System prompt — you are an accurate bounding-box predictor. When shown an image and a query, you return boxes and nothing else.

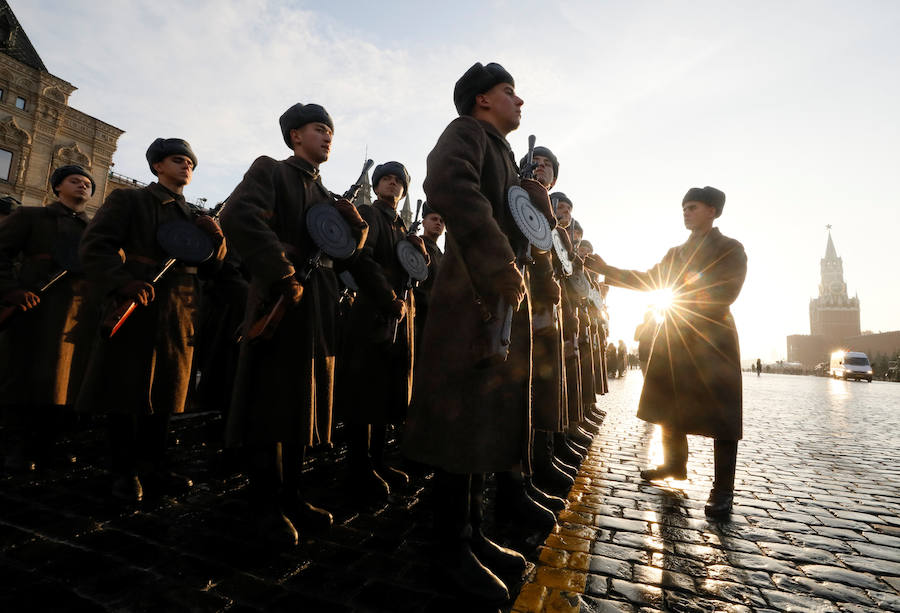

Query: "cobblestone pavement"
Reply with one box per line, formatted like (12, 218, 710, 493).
(514, 373, 900, 612)
(3, 373, 899, 612)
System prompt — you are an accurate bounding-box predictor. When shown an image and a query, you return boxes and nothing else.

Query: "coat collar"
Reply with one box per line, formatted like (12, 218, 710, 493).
(46, 200, 89, 223)
(284, 155, 320, 180)
(373, 198, 401, 222)
(148, 182, 192, 218)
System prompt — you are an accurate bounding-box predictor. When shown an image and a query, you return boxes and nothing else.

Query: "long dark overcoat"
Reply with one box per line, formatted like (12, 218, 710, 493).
(530, 252, 566, 432)
(77, 184, 225, 415)
(591, 228, 746, 439)
(220, 156, 340, 447)
(412, 235, 443, 350)
(0, 202, 97, 406)
(337, 199, 414, 425)
(402, 117, 533, 474)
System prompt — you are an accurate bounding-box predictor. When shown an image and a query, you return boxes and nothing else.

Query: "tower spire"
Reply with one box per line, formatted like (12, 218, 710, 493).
(824, 225, 837, 260)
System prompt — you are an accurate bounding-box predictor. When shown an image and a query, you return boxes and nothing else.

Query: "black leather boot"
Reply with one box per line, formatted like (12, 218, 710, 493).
(641, 429, 688, 481)
(495, 471, 556, 534)
(371, 422, 409, 491)
(247, 445, 298, 548)
(578, 417, 600, 435)
(348, 424, 390, 502)
(525, 475, 566, 512)
(554, 432, 584, 466)
(553, 456, 578, 478)
(639, 465, 687, 481)
(706, 440, 737, 518)
(567, 431, 591, 454)
(282, 444, 332, 532)
(470, 474, 527, 577)
(532, 431, 574, 498)
(433, 471, 509, 603)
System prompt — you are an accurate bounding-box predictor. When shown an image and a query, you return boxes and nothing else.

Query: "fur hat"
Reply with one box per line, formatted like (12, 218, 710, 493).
(520, 146, 559, 181)
(453, 62, 515, 115)
(683, 186, 726, 218)
(372, 161, 410, 198)
(146, 138, 198, 175)
(50, 165, 95, 196)
(279, 103, 334, 148)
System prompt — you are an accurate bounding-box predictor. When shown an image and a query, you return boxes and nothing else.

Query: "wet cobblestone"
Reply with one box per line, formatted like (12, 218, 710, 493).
(514, 373, 900, 612)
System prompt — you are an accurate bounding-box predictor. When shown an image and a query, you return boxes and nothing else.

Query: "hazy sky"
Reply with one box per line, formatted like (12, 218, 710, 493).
(14, 0, 900, 362)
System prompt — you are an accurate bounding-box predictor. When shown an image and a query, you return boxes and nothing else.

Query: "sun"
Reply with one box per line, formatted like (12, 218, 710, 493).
(648, 287, 675, 323)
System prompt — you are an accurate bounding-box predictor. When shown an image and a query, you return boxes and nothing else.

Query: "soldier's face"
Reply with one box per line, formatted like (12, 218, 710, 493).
(577, 243, 591, 258)
(476, 82, 523, 133)
(374, 174, 404, 203)
(154, 155, 194, 187)
(555, 200, 572, 227)
(533, 155, 555, 188)
(293, 122, 333, 165)
(57, 174, 92, 204)
(682, 200, 716, 231)
(422, 213, 444, 238)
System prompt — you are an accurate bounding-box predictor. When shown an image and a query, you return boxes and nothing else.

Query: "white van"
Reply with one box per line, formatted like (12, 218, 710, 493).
(829, 350, 873, 382)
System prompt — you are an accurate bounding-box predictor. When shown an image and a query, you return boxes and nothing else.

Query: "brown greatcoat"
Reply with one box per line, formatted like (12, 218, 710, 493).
(220, 155, 340, 447)
(337, 199, 414, 425)
(412, 234, 443, 349)
(77, 184, 226, 415)
(0, 202, 97, 406)
(530, 251, 567, 433)
(588, 228, 747, 439)
(402, 116, 533, 475)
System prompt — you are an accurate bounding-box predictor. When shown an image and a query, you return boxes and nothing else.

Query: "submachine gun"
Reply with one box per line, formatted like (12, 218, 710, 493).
(245, 158, 373, 341)
(102, 201, 225, 338)
(389, 199, 428, 343)
(479, 134, 554, 368)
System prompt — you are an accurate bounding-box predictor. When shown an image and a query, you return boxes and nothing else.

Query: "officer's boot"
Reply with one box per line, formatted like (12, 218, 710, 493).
(495, 470, 556, 534)
(525, 474, 566, 512)
(248, 444, 298, 548)
(370, 422, 409, 491)
(470, 473, 527, 577)
(108, 414, 142, 502)
(281, 443, 332, 532)
(433, 470, 509, 603)
(706, 440, 738, 518)
(347, 424, 390, 503)
(640, 429, 688, 481)
(553, 455, 579, 478)
(532, 430, 574, 498)
(1, 404, 36, 474)
(567, 427, 592, 453)
(553, 431, 584, 467)
(136, 413, 192, 497)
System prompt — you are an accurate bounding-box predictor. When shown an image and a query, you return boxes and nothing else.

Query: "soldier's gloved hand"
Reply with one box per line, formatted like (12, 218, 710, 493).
(1, 288, 40, 311)
(405, 235, 430, 265)
(118, 280, 155, 306)
(195, 215, 224, 243)
(272, 275, 303, 307)
(388, 297, 407, 322)
(333, 199, 369, 251)
(520, 178, 558, 231)
(583, 253, 607, 273)
(493, 264, 526, 307)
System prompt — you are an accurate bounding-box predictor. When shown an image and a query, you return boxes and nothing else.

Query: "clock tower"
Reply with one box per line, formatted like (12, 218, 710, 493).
(809, 227, 860, 341)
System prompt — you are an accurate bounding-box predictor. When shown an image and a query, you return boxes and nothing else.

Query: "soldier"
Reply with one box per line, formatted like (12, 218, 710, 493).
(338, 160, 426, 502)
(78, 140, 226, 502)
(0, 166, 97, 472)
(403, 62, 540, 603)
(220, 103, 367, 546)
(412, 202, 443, 350)
(516, 146, 569, 513)
(584, 186, 747, 517)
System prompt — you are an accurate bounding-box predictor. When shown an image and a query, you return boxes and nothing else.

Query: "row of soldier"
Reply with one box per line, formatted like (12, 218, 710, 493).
(0, 62, 618, 603)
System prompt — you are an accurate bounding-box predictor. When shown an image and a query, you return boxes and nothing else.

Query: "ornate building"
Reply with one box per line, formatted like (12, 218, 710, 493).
(0, 1, 123, 215)
(809, 228, 860, 341)
(787, 228, 863, 367)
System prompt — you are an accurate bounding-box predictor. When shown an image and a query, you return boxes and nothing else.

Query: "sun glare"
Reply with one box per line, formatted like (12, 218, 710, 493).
(649, 287, 675, 323)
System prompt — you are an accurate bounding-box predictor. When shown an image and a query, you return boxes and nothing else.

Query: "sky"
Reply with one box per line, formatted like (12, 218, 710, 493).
(13, 0, 900, 363)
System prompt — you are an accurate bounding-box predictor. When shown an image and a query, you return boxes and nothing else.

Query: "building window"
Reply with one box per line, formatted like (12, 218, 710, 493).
(15, 97, 25, 110)
(0, 88, 4, 101)
(0, 149, 12, 182)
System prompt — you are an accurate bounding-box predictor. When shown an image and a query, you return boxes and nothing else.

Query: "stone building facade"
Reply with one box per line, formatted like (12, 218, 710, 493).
(0, 1, 123, 216)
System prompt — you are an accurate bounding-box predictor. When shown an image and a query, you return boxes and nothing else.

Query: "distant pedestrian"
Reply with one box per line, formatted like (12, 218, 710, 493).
(585, 186, 746, 518)
(634, 310, 656, 376)
(756, 358, 762, 377)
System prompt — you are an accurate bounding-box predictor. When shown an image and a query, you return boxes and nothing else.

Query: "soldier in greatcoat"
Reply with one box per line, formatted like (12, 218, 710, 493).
(0, 166, 98, 472)
(403, 62, 535, 603)
(412, 202, 444, 351)
(337, 160, 426, 502)
(584, 186, 746, 517)
(77, 140, 226, 502)
(220, 103, 368, 547)
(515, 146, 569, 514)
